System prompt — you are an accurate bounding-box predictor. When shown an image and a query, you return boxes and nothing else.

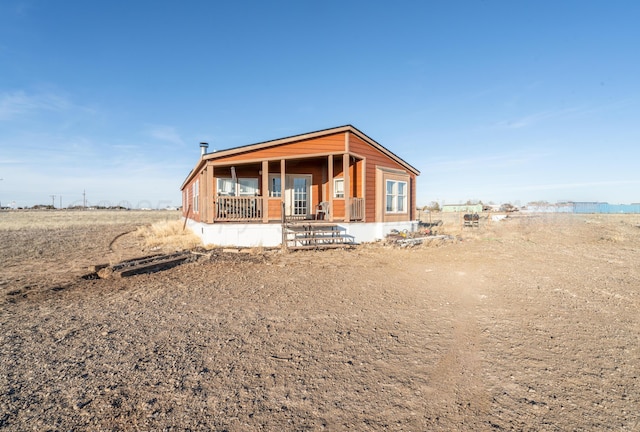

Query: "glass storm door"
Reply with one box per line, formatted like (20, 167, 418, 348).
(285, 175, 311, 217)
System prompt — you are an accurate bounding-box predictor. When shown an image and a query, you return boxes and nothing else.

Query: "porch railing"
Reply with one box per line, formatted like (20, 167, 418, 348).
(215, 196, 263, 222)
(350, 197, 364, 221)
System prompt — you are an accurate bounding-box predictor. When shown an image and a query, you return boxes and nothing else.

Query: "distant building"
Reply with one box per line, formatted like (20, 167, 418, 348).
(441, 204, 483, 213)
(523, 202, 640, 214)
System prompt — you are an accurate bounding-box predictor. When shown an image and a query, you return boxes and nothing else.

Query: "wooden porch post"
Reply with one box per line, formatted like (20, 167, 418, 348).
(206, 164, 215, 223)
(199, 169, 207, 222)
(199, 171, 206, 222)
(328, 154, 334, 222)
(343, 153, 351, 222)
(262, 160, 269, 223)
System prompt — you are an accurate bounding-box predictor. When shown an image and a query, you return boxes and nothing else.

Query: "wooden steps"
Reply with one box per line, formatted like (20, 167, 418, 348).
(284, 223, 354, 250)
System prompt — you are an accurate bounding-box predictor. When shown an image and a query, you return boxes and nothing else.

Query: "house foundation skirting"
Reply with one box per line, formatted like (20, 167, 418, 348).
(184, 219, 418, 248)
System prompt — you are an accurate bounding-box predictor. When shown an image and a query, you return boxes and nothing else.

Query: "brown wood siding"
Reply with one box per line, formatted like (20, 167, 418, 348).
(349, 135, 412, 223)
(212, 165, 261, 179)
(332, 155, 344, 176)
(183, 175, 201, 223)
(268, 199, 282, 220)
(349, 160, 362, 197)
(182, 187, 189, 218)
(212, 133, 346, 163)
(332, 199, 345, 219)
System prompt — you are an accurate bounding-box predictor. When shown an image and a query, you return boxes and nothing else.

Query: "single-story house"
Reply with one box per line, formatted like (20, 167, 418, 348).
(180, 125, 420, 247)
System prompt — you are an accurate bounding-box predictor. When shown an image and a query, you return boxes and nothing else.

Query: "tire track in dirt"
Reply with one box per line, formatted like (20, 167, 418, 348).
(379, 247, 492, 429)
(421, 259, 492, 430)
(108, 229, 136, 252)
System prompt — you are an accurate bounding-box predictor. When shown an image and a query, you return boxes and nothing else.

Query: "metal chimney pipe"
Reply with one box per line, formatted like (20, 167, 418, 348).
(200, 142, 209, 156)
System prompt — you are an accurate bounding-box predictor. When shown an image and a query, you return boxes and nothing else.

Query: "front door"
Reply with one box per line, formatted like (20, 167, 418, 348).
(285, 175, 312, 218)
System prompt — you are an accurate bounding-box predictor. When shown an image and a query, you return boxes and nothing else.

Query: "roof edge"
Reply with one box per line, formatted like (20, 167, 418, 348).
(346, 125, 421, 176)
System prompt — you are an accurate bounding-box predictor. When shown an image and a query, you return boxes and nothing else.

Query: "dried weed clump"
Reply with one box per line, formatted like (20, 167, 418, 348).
(136, 220, 202, 251)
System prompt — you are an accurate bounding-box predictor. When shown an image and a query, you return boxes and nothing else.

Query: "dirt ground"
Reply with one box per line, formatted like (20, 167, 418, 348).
(1, 210, 639, 431)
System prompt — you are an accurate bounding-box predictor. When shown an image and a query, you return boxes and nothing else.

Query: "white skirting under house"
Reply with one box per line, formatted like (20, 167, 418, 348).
(184, 219, 419, 248)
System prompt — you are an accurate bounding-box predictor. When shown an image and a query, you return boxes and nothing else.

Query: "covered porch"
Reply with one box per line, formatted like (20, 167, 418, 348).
(196, 154, 366, 224)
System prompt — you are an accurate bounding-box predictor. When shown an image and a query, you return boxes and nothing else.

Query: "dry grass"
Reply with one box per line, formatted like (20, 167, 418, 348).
(135, 219, 202, 251)
(0, 209, 181, 230)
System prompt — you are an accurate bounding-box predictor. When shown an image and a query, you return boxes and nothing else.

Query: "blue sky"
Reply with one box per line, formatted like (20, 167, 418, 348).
(1, 1, 638, 208)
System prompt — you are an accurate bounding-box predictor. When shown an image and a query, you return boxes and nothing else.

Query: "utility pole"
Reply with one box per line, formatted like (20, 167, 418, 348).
(83, 190, 86, 210)
(59, 195, 62, 209)
(50, 195, 56, 209)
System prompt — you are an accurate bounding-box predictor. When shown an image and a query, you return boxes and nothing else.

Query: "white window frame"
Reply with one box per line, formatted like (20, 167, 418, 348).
(217, 177, 259, 196)
(217, 178, 235, 196)
(285, 174, 312, 217)
(385, 180, 407, 213)
(268, 175, 281, 198)
(237, 178, 258, 196)
(334, 178, 344, 198)
(193, 179, 199, 213)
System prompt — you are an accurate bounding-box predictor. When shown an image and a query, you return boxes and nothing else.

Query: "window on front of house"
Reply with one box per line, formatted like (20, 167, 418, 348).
(238, 178, 258, 196)
(385, 180, 407, 213)
(217, 178, 235, 196)
(269, 175, 281, 197)
(334, 178, 344, 198)
(217, 178, 259, 196)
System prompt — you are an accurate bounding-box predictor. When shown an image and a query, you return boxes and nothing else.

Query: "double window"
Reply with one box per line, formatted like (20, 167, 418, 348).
(385, 180, 407, 213)
(217, 178, 258, 196)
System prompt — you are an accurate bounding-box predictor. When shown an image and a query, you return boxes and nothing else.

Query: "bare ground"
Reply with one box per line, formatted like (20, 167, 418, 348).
(1, 211, 639, 431)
